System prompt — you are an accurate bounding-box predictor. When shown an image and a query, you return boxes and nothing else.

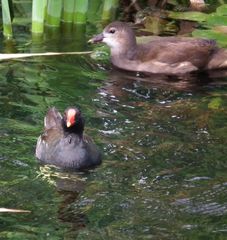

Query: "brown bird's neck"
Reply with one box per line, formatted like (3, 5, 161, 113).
(111, 36, 138, 59)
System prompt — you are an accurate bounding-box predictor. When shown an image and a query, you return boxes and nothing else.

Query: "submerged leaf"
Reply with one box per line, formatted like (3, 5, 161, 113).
(208, 97, 223, 110)
(192, 29, 227, 47)
(169, 11, 207, 22)
(216, 4, 227, 16)
(213, 25, 227, 33)
(207, 14, 227, 26)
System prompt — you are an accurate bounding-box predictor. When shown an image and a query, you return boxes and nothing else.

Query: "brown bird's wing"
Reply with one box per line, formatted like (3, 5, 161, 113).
(206, 48, 227, 70)
(137, 38, 217, 69)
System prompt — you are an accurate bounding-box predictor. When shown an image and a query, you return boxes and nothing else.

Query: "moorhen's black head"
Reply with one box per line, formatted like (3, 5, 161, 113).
(63, 107, 85, 135)
(89, 21, 137, 54)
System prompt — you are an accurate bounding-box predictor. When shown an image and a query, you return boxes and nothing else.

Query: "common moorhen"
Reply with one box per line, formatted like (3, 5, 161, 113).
(89, 21, 227, 75)
(35, 107, 102, 170)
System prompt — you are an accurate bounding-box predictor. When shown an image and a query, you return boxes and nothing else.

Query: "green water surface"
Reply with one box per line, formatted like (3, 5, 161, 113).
(0, 24, 227, 240)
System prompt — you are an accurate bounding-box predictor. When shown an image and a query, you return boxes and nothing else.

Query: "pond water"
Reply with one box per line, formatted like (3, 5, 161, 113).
(0, 22, 227, 239)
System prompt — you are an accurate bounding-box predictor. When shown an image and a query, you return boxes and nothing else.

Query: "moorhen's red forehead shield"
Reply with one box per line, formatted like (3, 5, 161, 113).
(66, 108, 77, 127)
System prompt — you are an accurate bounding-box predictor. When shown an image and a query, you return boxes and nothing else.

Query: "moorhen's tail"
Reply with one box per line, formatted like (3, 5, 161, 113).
(44, 107, 62, 130)
(207, 48, 227, 70)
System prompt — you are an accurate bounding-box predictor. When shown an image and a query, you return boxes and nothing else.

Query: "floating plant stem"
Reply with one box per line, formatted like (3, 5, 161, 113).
(0, 208, 31, 213)
(73, 0, 88, 24)
(32, 0, 47, 34)
(0, 51, 92, 61)
(46, 0, 62, 27)
(1, 0, 13, 38)
(62, 0, 75, 23)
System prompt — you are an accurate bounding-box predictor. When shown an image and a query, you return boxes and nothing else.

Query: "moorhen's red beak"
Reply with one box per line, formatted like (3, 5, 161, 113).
(66, 109, 76, 128)
(88, 33, 104, 44)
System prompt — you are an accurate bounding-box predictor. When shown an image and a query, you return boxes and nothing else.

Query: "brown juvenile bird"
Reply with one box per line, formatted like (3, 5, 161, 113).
(35, 107, 102, 170)
(89, 21, 227, 75)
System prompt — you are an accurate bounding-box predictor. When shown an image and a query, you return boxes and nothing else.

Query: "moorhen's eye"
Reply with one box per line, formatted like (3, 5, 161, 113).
(109, 29, 116, 34)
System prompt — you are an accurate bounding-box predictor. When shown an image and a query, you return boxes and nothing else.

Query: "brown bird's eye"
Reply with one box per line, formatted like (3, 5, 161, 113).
(109, 28, 116, 34)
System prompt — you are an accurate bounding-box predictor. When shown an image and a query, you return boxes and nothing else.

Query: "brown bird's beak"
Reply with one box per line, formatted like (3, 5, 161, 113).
(88, 33, 104, 44)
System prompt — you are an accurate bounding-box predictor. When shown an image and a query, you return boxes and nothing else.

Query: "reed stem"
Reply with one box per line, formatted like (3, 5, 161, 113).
(73, 0, 88, 24)
(87, 0, 102, 22)
(102, 0, 114, 21)
(62, 0, 75, 23)
(1, 0, 13, 38)
(32, 0, 46, 34)
(46, 0, 62, 27)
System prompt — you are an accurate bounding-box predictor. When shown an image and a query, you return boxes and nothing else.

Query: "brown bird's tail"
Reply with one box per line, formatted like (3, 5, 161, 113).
(207, 48, 227, 70)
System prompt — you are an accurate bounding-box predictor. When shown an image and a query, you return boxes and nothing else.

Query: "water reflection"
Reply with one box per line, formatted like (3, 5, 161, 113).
(101, 68, 227, 98)
(37, 166, 88, 234)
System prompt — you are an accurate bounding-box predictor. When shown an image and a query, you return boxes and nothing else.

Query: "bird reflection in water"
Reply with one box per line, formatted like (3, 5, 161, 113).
(99, 68, 227, 98)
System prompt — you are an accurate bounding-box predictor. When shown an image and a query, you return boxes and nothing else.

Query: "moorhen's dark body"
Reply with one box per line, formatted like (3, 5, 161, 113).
(35, 107, 102, 170)
(89, 21, 227, 75)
